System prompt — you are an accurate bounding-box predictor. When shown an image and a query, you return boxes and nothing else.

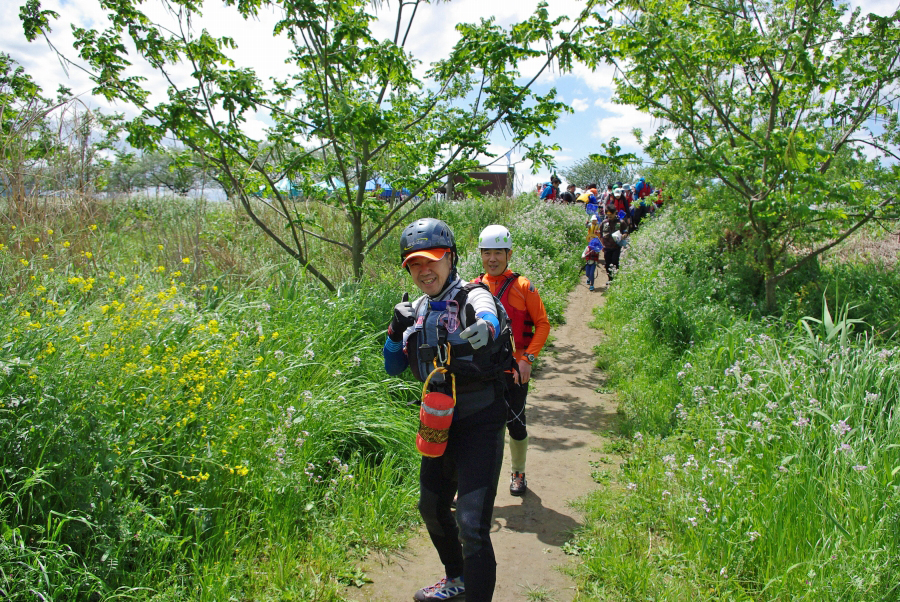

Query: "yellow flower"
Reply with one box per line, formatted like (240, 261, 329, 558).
(89, 224, 97, 231)
(47, 229, 54, 235)
(182, 257, 190, 264)
(33, 237, 40, 242)
(158, 245, 164, 251)
(19, 259, 28, 267)
(271, 332, 279, 339)
(174, 490, 181, 496)
(63, 241, 70, 248)
(42, 254, 48, 260)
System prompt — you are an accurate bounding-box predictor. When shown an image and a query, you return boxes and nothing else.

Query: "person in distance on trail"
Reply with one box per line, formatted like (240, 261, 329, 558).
(599, 204, 628, 283)
(474, 225, 551, 497)
(577, 186, 598, 208)
(634, 175, 653, 201)
(559, 183, 577, 204)
(600, 183, 614, 204)
(383, 218, 512, 602)
(631, 176, 655, 231)
(539, 176, 561, 202)
(587, 213, 602, 243)
(612, 187, 632, 231)
(582, 236, 603, 292)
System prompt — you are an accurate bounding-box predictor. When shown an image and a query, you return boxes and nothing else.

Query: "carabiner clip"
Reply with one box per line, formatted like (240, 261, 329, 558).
(436, 342, 449, 366)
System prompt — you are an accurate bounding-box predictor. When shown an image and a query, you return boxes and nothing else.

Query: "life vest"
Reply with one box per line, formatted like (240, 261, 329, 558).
(613, 196, 629, 214)
(407, 281, 514, 394)
(475, 273, 533, 353)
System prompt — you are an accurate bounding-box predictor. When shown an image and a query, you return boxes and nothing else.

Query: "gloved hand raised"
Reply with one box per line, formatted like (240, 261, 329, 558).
(388, 292, 415, 342)
(460, 304, 492, 350)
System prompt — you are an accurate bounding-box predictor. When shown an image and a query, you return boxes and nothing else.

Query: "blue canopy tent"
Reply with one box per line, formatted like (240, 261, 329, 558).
(364, 177, 410, 198)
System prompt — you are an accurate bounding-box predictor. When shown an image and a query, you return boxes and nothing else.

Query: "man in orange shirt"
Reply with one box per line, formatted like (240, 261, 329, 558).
(474, 225, 551, 496)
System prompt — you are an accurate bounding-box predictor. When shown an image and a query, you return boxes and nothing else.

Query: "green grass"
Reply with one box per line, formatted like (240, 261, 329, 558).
(574, 206, 900, 601)
(0, 193, 582, 600)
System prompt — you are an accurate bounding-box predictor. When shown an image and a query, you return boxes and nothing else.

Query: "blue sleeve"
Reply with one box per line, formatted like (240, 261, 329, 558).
(540, 186, 551, 199)
(383, 337, 409, 375)
(476, 312, 501, 339)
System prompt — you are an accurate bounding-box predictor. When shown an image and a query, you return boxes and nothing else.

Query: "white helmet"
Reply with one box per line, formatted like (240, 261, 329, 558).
(478, 224, 512, 250)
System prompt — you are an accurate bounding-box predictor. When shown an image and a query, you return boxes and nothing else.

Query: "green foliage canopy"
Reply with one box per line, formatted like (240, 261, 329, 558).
(21, 0, 604, 290)
(594, 0, 900, 309)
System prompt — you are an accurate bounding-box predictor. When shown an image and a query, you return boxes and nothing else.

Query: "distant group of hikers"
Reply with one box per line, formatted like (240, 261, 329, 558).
(538, 175, 663, 290)
(379, 175, 662, 600)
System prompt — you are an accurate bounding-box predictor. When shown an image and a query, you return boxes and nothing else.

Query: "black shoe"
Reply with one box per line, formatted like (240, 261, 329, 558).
(510, 472, 527, 496)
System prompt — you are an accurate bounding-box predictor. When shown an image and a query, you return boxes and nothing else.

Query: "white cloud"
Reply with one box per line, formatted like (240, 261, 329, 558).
(589, 100, 661, 156)
(571, 98, 589, 112)
(571, 61, 618, 94)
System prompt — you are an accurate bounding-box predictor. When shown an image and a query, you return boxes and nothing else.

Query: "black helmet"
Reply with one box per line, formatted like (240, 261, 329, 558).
(400, 218, 457, 264)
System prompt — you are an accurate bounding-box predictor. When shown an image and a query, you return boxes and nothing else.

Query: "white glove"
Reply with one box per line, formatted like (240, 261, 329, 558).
(460, 319, 491, 350)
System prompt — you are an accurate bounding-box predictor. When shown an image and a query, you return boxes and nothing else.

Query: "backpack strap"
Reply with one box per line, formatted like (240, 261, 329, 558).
(494, 272, 519, 301)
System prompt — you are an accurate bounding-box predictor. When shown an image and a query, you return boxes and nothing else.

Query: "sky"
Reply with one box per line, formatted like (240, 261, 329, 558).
(2, 0, 897, 194)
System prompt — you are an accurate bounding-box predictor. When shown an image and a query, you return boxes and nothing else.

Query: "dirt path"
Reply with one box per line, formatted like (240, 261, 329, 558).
(345, 271, 620, 602)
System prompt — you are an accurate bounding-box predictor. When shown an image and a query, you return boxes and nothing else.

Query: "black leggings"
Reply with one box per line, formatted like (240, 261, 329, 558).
(505, 373, 528, 441)
(603, 247, 621, 280)
(419, 398, 506, 602)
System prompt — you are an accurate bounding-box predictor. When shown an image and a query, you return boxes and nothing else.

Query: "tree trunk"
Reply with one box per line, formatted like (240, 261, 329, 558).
(763, 241, 777, 311)
(351, 209, 364, 279)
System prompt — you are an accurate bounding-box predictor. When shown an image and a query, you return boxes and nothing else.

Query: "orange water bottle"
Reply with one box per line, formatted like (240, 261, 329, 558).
(416, 370, 456, 457)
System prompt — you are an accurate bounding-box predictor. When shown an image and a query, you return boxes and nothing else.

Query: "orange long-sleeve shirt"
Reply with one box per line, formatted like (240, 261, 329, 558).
(475, 269, 551, 363)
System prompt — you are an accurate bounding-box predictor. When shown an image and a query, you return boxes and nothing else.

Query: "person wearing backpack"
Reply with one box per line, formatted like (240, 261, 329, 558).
(576, 187, 598, 204)
(474, 225, 551, 497)
(582, 236, 603, 291)
(600, 204, 628, 282)
(634, 175, 653, 200)
(558, 183, 577, 204)
(539, 176, 561, 202)
(384, 218, 514, 602)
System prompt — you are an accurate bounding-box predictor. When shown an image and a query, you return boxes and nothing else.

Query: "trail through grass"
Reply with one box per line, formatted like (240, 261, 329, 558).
(0, 194, 583, 600)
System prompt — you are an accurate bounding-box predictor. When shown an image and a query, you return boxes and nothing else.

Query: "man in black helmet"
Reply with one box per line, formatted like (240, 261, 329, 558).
(383, 218, 511, 602)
